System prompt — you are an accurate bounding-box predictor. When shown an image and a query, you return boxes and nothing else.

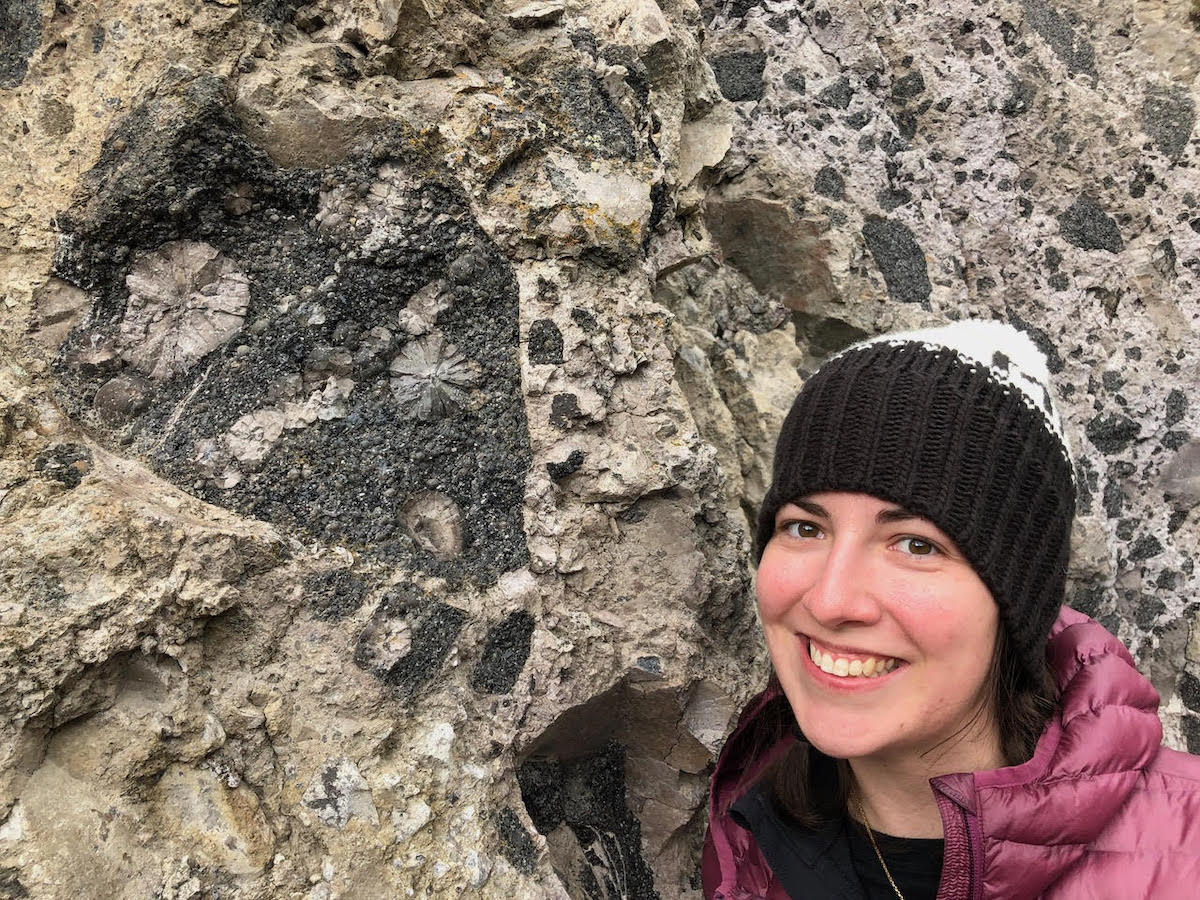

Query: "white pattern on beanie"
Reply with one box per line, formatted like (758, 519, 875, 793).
(845, 319, 1073, 467)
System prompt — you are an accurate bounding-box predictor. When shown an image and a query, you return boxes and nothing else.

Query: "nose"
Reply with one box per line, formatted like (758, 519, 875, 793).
(802, 538, 882, 629)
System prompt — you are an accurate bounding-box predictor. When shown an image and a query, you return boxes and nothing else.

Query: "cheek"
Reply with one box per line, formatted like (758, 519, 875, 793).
(754, 551, 806, 622)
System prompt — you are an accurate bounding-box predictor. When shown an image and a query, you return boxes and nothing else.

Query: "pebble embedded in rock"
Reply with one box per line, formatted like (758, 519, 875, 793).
(116, 241, 251, 383)
(1057, 196, 1123, 252)
(527, 318, 564, 366)
(1022, 0, 1096, 77)
(708, 51, 767, 103)
(302, 758, 379, 828)
(493, 807, 536, 875)
(1142, 85, 1195, 159)
(402, 490, 464, 562)
(546, 449, 585, 479)
(354, 586, 467, 695)
(861, 216, 932, 303)
(816, 76, 854, 110)
(516, 742, 658, 899)
(813, 166, 844, 201)
(506, 0, 565, 28)
(1160, 440, 1200, 511)
(1086, 412, 1141, 453)
(32, 443, 94, 489)
(93, 374, 154, 425)
(891, 71, 925, 102)
(470, 610, 535, 694)
(549, 393, 583, 429)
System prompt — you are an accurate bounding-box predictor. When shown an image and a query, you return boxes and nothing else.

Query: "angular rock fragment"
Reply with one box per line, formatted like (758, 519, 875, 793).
(861, 216, 932, 303)
(93, 374, 153, 425)
(709, 51, 767, 103)
(29, 278, 89, 349)
(471, 610, 536, 694)
(494, 807, 536, 874)
(1161, 440, 1200, 511)
(507, 0, 565, 28)
(51, 70, 530, 581)
(517, 743, 659, 900)
(527, 318, 564, 366)
(1058, 197, 1123, 253)
(303, 758, 379, 828)
(32, 444, 93, 489)
(0, 0, 41, 89)
(1022, 0, 1096, 77)
(1142, 86, 1195, 160)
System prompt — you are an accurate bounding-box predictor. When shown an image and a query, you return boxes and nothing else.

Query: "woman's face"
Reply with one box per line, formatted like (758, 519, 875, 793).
(757, 491, 1001, 765)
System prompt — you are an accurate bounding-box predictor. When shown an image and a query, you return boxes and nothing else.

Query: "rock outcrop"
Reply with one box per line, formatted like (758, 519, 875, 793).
(1, 0, 1197, 897)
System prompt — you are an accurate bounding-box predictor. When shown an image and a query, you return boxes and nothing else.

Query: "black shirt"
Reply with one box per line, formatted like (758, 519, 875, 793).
(846, 815, 943, 900)
(731, 780, 944, 900)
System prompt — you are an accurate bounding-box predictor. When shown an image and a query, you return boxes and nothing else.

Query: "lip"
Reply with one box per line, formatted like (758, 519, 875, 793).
(799, 634, 904, 690)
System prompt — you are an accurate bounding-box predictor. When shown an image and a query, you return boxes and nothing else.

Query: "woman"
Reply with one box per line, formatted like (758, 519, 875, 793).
(702, 321, 1200, 899)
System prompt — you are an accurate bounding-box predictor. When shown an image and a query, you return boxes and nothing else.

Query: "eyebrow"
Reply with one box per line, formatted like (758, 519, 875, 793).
(786, 499, 926, 525)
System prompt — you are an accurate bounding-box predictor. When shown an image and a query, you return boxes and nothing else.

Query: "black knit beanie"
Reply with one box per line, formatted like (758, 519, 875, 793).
(756, 320, 1076, 684)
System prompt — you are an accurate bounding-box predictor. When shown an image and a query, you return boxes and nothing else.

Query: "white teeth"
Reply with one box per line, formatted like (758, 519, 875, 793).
(808, 641, 897, 679)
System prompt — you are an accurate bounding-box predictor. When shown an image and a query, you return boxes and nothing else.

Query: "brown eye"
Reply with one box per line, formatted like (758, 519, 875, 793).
(896, 537, 937, 556)
(783, 521, 824, 539)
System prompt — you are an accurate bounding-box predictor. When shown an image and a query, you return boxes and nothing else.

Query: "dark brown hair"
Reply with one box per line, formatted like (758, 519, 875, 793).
(762, 625, 1058, 828)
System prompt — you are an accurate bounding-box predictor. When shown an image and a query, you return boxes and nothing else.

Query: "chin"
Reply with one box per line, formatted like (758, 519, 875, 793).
(798, 721, 892, 761)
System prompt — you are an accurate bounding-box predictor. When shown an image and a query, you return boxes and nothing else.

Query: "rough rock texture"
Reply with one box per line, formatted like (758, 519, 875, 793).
(0, 0, 1197, 897)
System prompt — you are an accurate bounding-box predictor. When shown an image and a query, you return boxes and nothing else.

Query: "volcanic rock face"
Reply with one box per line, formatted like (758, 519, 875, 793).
(0, 0, 1198, 898)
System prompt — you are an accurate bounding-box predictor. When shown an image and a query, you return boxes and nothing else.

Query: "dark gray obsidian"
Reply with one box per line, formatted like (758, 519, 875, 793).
(546, 449, 586, 479)
(527, 318, 565, 366)
(890, 71, 926, 101)
(1181, 672, 1200, 713)
(1086, 412, 1141, 453)
(494, 807, 537, 875)
(861, 216, 932, 303)
(1057, 196, 1123, 253)
(813, 166, 845, 201)
(1022, 0, 1096, 77)
(305, 570, 368, 622)
(1142, 85, 1196, 160)
(0, 0, 42, 89)
(51, 70, 530, 584)
(517, 743, 660, 900)
(470, 610, 536, 694)
(816, 76, 854, 110)
(709, 51, 767, 103)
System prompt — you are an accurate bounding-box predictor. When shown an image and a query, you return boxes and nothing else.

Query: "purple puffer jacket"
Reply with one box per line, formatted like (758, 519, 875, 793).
(703, 607, 1200, 899)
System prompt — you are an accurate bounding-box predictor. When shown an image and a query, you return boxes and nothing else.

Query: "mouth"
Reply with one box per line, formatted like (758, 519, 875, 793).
(806, 637, 901, 680)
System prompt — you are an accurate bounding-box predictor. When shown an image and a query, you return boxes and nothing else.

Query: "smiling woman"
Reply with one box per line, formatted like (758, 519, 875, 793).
(702, 321, 1200, 900)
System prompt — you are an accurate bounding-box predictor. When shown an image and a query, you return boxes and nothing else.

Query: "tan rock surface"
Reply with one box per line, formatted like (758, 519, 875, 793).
(1, 0, 1198, 897)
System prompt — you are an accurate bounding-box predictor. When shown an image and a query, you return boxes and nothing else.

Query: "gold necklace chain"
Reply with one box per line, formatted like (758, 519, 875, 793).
(854, 793, 906, 900)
